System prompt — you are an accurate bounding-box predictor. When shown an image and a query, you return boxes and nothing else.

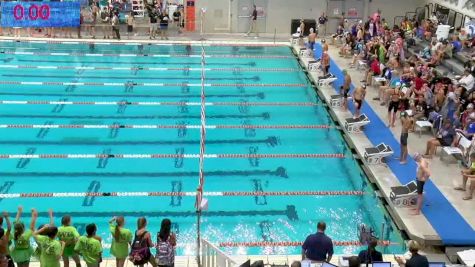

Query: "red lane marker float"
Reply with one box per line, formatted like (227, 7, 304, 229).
(0, 153, 345, 159)
(0, 190, 365, 199)
(218, 240, 394, 247)
(0, 124, 334, 129)
(0, 100, 319, 107)
(210, 83, 306, 87)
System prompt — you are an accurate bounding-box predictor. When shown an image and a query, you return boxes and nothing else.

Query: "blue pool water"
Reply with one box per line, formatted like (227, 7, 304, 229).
(0, 41, 404, 256)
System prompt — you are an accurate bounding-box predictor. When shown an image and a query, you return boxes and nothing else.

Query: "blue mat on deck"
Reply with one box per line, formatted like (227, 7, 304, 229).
(311, 43, 475, 245)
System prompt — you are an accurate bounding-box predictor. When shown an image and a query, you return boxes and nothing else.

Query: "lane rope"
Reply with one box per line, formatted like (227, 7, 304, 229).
(1, 51, 292, 59)
(0, 100, 319, 107)
(0, 81, 306, 87)
(217, 240, 395, 247)
(0, 65, 300, 72)
(0, 153, 346, 159)
(0, 124, 334, 129)
(0, 190, 365, 199)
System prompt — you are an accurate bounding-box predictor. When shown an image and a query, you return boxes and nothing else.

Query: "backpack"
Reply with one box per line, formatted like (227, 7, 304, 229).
(155, 234, 174, 265)
(128, 231, 151, 265)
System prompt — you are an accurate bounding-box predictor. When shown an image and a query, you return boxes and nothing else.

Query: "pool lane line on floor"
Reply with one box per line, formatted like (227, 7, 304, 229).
(0, 113, 271, 120)
(1, 51, 292, 58)
(0, 81, 306, 87)
(0, 190, 365, 199)
(0, 64, 300, 72)
(0, 166, 289, 178)
(0, 153, 345, 159)
(0, 92, 267, 99)
(0, 100, 318, 107)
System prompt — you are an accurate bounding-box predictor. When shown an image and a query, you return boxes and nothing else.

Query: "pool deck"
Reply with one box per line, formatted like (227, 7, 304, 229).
(291, 39, 475, 254)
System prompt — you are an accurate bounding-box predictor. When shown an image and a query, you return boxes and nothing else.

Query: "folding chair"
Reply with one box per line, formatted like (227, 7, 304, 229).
(389, 181, 419, 207)
(440, 132, 472, 164)
(363, 143, 394, 164)
(344, 114, 370, 133)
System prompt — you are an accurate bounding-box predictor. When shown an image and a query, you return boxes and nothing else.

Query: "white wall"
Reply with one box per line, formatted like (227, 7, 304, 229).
(194, 0, 426, 34)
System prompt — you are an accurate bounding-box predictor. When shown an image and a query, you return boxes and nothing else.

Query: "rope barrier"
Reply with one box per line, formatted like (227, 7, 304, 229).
(0, 81, 306, 88)
(217, 240, 395, 247)
(0, 153, 345, 159)
(0, 100, 319, 107)
(0, 65, 300, 72)
(1, 51, 292, 59)
(0, 124, 334, 129)
(0, 190, 365, 199)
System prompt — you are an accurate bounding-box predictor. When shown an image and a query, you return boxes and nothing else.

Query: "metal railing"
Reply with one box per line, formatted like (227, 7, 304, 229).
(200, 238, 238, 267)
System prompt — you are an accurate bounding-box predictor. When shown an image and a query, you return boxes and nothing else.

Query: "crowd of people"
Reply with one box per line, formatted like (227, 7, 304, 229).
(305, 9, 475, 203)
(0, 207, 177, 267)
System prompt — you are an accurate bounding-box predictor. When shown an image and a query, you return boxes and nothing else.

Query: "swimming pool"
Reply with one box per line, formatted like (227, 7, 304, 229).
(0, 41, 404, 257)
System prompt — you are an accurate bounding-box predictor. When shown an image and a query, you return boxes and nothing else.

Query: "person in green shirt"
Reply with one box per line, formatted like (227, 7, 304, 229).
(10, 206, 38, 267)
(74, 224, 102, 267)
(33, 216, 65, 267)
(109, 216, 132, 267)
(58, 216, 81, 267)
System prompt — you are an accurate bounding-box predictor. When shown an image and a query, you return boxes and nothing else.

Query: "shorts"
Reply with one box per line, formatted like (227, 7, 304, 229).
(308, 41, 315, 50)
(342, 88, 349, 98)
(354, 99, 363, 109)
(127, 25, 133, 32)
(150, 23, 158, 31)
(417, 180, 425, 194)
(388, 101, 399, 113)
(400, 132, 408, 146)
(324, 65, 330, 73)
(437, 138, 450, 146)
(160, 24, 168, 30)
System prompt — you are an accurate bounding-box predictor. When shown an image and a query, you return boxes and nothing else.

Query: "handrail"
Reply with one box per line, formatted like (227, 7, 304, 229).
(200, 239, 238, 267)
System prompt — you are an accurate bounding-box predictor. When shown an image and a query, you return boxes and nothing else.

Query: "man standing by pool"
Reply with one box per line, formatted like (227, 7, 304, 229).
(245, 5, 258, 37)
(413, 153, 431, 215)
(302, 221, 333, 262)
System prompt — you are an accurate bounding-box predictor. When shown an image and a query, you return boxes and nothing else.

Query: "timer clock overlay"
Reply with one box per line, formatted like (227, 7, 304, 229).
(1, 1, 80, 28)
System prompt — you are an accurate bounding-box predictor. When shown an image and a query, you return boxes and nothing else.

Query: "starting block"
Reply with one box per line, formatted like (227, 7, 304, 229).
(308, 59, 321, 72)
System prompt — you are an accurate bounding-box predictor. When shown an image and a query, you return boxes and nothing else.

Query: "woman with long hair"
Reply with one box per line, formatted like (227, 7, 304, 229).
(109, 216, 132, 267)
(10, 206, 38, 267)
(130, 217, 156, 267)
(155, 219, 176, 267)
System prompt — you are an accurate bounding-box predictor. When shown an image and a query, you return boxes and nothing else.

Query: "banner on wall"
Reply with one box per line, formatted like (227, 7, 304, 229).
(0, 1, 80, 28)
(347, 8, 358, 18)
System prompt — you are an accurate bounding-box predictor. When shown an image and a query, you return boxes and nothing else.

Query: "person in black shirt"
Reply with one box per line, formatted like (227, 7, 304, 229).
(396, 240, 429, 267)
(245, 5, 258, 37)
(159, 11, 170, 40)
(358, 237, 383, 264)
(318, 12, 328, 36)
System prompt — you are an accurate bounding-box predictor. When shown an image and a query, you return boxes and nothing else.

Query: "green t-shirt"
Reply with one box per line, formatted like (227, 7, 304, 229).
(35, 235, 62, 267)
(10, 229, 34, 263)
(74, 236, 102, 265)
(109, 224, 132, 259)
(58, 226, 80, 257)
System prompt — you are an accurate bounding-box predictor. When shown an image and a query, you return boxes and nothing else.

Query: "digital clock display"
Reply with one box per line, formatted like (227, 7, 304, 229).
(1, 1, 80, 28)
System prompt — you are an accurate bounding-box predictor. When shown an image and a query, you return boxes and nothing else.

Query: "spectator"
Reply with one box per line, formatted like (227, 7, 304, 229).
(396, 240, 428, 267)
(423, 120, 456, 158)
(299, 19, 305, 38)
(364, 56, 381, 85)
(111, 12, 120, 40)
(10, 206, 37, 267)
(155, 219, 176, 267)
(109, 216, 132, 267)
(358, 237, 383, 264)
(348, 256, 361, 267)
(290, 261, 301, 267)
(149, 6, 159, 39)
(455, 161, 475, 200)
(452, 35, 463, 53)
(0, 212, 11, 267)
(100, 7, 111, 39)
(458, 68, 475, 91)
(318, 13, 328, 36)
(130, 217, 155, 267)
(159, 11, 170, 40)
(33, 221, 65, 267)
(302, 221, 333, 262)
(57, 216, 81, 267)
(127, 11, 136, 39)
(245, 5, 258, 37)
(74, 224, 102, 267)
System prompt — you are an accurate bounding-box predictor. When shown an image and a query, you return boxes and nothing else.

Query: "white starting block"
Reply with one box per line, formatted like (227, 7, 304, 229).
(308, 59, 321, 72)
(317, 74, 337, 87)
(390, 181, 419, 207)
(291, 37, 299, 45)
(299, 48, 312, 58)
(344, 114, 370, 133)
(330, 95, 342, 107)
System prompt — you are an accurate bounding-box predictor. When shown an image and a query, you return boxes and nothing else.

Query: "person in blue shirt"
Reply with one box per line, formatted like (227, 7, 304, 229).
(302, 222, 333, 262)
(451, 36, 462, 53)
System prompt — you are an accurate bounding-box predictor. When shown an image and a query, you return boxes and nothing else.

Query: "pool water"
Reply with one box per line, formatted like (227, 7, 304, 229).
(0, 41, 404, 256)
